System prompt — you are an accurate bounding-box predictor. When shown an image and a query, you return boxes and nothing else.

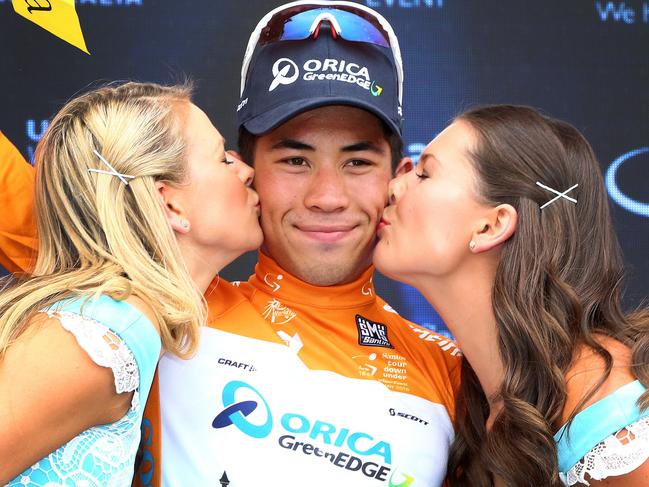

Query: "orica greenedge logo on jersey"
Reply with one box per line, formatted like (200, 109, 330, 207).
(212, 380, 414, 485)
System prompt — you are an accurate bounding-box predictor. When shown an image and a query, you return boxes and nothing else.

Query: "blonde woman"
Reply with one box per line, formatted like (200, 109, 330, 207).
(0, 82, 262, 485)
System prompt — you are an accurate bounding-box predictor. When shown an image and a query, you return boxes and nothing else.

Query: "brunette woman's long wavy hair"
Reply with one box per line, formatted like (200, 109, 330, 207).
(447, 105, 649, 486)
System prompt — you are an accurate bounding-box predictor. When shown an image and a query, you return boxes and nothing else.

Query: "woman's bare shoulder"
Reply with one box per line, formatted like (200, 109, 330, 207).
(562, 335, 636, 423)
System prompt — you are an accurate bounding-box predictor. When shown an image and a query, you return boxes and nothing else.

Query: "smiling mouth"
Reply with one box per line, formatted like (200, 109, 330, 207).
(296, 225, 357, 243)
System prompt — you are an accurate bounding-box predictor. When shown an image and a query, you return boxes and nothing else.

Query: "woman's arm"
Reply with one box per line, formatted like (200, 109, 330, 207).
(0, 131, 38, 273)
(0, 313, 133, 483)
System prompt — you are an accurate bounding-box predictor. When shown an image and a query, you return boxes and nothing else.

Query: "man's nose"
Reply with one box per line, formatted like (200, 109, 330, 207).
(303, 166, 350, 212)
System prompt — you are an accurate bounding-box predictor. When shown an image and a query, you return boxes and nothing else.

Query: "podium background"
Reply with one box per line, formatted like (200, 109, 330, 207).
(1, 0, 647, 336)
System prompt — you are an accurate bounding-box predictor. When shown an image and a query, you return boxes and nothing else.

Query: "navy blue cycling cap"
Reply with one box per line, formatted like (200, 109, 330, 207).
(237, 0, 404, 136)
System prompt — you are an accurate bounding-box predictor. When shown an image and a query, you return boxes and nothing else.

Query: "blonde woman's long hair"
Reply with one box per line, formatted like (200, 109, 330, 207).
(0, 81, 205, 358)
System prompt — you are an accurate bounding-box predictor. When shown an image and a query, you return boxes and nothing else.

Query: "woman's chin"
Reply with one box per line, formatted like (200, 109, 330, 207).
(373, 246, 403, 282)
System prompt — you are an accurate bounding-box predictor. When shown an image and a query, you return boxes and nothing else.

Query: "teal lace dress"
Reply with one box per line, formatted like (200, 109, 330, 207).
(7, 295, 161, 487)
(555, 380, 649, 485)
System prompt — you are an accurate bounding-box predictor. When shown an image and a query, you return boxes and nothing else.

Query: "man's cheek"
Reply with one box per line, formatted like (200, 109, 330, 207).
(260, 212, 273, 229)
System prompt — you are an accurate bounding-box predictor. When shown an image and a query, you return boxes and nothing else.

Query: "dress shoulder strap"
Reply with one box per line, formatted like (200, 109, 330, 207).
(48, 294, 161, 412)
(554, 379, 649, 472)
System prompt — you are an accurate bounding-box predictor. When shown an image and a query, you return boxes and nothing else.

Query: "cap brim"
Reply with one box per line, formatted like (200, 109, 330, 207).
(242, 96, 401, 136)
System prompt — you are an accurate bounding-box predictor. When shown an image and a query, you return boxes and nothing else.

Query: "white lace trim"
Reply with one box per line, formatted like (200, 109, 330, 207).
(45, 309, 140, 410)
(561, 416, 649, 485)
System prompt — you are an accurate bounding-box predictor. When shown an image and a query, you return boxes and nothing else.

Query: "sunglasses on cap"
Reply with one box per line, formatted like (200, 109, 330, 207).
(240, 1, 404, 104)
(260, 6, 390, 48)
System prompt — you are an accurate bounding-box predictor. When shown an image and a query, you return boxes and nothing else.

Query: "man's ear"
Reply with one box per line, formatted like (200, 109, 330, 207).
(395, 157, 414, 177)
(471, 204, 518, 253)
(155, 181, 190, 234)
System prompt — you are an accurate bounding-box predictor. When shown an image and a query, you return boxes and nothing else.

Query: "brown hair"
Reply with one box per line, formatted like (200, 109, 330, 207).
(447, 105, 649, 486)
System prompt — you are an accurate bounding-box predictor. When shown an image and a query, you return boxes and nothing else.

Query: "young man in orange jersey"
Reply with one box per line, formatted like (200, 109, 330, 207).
(0, 3, 461, 486)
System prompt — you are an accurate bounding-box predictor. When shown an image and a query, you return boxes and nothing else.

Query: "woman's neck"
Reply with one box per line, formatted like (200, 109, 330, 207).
(178, 242, 226, 295)
(414, 262, 505, 407)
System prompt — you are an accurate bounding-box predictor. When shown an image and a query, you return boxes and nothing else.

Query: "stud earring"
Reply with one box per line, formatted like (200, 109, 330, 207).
(180, 219, 190, 230)
(469, 241, 476, 251)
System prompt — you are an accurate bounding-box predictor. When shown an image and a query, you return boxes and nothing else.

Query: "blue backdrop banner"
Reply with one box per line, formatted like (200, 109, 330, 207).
(1, 0, 647, 335)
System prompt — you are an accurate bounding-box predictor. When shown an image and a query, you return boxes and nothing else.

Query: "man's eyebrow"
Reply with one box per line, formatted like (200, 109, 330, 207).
(341, 141, 386, 154)
(271, 139, 315, 151)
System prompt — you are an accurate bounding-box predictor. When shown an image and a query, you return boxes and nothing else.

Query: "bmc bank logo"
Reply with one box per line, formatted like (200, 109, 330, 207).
(212, 380, 413, 483)
(269, 57, 384, 96)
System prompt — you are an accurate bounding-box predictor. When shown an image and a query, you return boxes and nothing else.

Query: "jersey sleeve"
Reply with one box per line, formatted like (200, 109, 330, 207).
(0, 131, 37, 273)
(134, 373, 162, 487)
(404, 318, 463, 420)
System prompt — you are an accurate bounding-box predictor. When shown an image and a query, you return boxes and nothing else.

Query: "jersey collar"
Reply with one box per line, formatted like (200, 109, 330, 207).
(249, 251, 376, 308)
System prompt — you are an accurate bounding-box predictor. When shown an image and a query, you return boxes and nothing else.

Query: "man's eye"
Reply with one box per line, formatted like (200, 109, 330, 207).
(284, 157, 307, 166)
(347, 159, 370, 167)
(416, 171, 429, 180)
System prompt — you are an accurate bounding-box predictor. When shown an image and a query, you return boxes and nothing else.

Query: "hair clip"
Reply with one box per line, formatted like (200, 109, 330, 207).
(88, 149, 135, 185)
(536, 181, 578, 209)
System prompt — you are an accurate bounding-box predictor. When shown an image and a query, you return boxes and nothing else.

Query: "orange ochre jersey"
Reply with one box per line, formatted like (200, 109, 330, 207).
(0, 131, 37, 274)
(0, 133, 461, 486)
(136, 253, 461, 487)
